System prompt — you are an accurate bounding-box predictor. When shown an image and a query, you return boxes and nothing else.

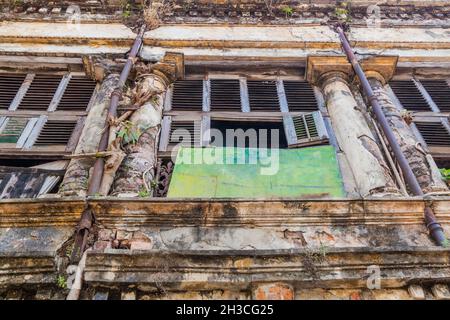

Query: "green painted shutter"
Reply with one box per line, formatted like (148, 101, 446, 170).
(284, 111, 329, 148)
(0, 117, 29, 144)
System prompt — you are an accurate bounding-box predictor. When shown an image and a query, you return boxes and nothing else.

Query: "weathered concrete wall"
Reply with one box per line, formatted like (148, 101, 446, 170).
(0, 197, 449, 299)
(0, 226, 73, 286)
(3, 23, 450, 63)
(0, 21, 135, 40)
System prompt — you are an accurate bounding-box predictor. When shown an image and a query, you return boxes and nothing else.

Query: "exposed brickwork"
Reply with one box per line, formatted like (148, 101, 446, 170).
(253, 283, 294, 300)
(94, 227, 153, 251)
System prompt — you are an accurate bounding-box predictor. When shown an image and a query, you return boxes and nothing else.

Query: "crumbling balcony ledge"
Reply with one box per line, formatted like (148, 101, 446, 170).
(84, 246, 450, 291)
(0, 196, 449, 293)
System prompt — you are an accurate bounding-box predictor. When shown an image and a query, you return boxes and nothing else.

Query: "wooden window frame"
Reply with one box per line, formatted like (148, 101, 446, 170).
(160, 73, 332, 159)
(0, 69, 97, 158)
(388, 77, 450, 160)
(411, 117, 450, 157)
(24, 115, 82, 152)
(283, 111, 330, 148)
(0, 116, 40, 149)
(159, 114, 211, 156)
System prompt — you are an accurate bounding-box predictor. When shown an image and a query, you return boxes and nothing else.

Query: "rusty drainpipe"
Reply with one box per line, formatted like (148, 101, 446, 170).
(335, 24, 447, 246)
(70, 25, 147, 262)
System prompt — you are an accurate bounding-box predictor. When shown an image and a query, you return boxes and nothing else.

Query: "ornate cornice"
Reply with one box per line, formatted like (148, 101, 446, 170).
(150, 51, 185, 84)
(306, 55, 399, 87)
(1, 197, 449, 228)
(84, 248, 450, 290)
(306, 56, 353, 86)
(360, 56, 399, 85)
(0, 255, 57, 287)
(0, 198, 83, 228)
(1, 197, 449, 293)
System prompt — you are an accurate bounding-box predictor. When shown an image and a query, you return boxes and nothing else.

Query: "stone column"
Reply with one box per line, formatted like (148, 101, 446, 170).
(59, 69, 120, 197)
(109, 72, 169, 196)
(368, 73, 448, 194)
(108, 53, 184, 197)
(320, 72, 398, 197)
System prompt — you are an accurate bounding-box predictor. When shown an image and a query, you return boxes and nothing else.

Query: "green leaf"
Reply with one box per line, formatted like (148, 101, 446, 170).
(281, 6, 293, 16)
(440, 168, 450, 178)
(131, 131, 139, 143)
(56, 275, 67, 289)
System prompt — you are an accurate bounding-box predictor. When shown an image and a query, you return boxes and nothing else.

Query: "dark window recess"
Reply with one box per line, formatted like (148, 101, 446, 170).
(57, 76, 96, 111)
(435, 159, 450, 168)
(415, 122, 450, 147)
(0, 118, 28, 144)
(0, 74, 26, 109)
(211, 120, 288, 148)
(420, 80, 450, 113)
(169, 121, 201, 147)
(48, 179, 62, 194)
(0, 158, 58, 167)
(390, 80, 432, 112)
(153, 159, 174, 197)
(34, 120, 77, 146)
(171, 80, 203, 110)
(284, 81, 319, 112)
(18, 74, 62, 110)
(0, 167, 64, 199)
(210, 79, 241, 111)
(247, 80, 280, 112)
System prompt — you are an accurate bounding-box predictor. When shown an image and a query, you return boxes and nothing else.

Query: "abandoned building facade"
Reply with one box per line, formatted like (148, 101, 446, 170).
(0, 0, 450, 300)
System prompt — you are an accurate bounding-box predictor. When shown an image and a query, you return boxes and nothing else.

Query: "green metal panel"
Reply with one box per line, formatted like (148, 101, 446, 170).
(167, 145, 345, 198)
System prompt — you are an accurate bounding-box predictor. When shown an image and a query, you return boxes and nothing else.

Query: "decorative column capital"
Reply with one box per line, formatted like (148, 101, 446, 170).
(82, 56, 124, 82)
(320, 71, 351, 89)
(306, 55, 399, 87)
(306, 55, 353, 87)
(82, 52, 185, 84)
(358, 55, 399, 85)
(148, 52, 185, 85)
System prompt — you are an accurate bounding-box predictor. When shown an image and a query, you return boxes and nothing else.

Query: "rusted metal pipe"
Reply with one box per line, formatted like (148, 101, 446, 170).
(70, 25, 147, 262)
(335, 25, 447, 246)
(88, 25, 147, 194)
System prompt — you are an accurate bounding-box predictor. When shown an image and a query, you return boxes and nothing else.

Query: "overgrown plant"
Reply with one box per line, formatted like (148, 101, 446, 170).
(281, 5, 294, 18)
(10, 0, 24, 7)
(138, 188, 150, 197)
(301, 245, 329, 279)
(143, 0, 174, 30)
(123, 4, 132, 18)
(440, 168, 450, 185)
(117, 120, 142, 145)
(56, 275, 67, 289)
(120, 0, 133, 18)
(335, 2, 351, 22)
